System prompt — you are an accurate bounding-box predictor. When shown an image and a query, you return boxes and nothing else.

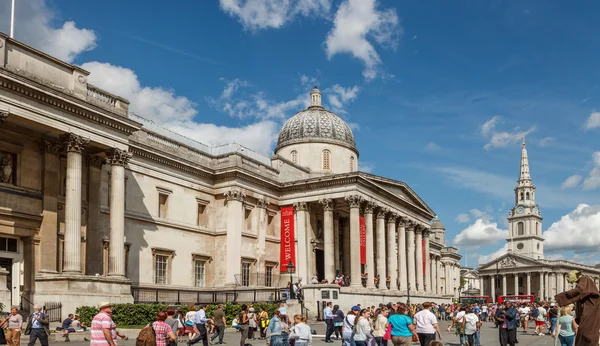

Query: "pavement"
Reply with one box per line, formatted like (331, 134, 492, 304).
(41, 320, 558, 346)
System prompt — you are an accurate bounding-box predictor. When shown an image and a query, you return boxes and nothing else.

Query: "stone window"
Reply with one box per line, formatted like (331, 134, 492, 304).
(517, 243, 524, 250)
(152, 248, 174, 285)
(517, 222, 524, 236)
(196, 198, 209, 227)
(350, 156, 355, 171)
(322, 149, 331, 171)
(267, 211, 276, 236)
(0, 237, 18, 253)
(241, 262, 251, 287)
(157, 187, 172, 219)
(525, 192, 530, 200)
(244, 207, 252, 231)
(194, 260, 206, 287)
(290, 150, 298, 164)
(265, 265, 274, 287)
(519, 192, 523, 201)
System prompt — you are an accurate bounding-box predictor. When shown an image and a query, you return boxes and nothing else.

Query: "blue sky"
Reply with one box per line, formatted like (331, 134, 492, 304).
(2, 0, 600, 266)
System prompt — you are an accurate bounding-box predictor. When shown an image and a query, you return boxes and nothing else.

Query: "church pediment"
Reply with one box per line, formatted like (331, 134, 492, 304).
(360, 173, 434, 215)
(478, 253, 542, 271)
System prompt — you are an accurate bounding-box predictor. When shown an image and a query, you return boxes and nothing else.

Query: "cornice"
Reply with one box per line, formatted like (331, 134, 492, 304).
(129, 146, 214, 181)
(0, 72, 140, 135)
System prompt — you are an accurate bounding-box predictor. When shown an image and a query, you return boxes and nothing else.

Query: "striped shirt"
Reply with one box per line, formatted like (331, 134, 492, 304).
(148, 321, 171, 346)
(91, 312, 117, 346)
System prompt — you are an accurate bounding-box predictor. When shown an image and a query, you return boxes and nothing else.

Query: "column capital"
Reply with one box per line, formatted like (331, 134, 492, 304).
(293, 201, 308, 212)
(43, 140, 63, 156)
(106, 148, 133, 166)
(256, 197, 268, 209)
(345, 195, 363, 208)
(387, 212, 398, 224)
(376, 207, 387, 219)
(364, 201, 376, 214)
(406, 220, 416, 232)
(527, 272, 531, 277)
(423, 228, 431, 238)
(319, 198, 334, 211)
(89, 155, 105, 169)
(59, 133, 90, 153)
(0, 110, 8, 126)
(224, 188, 246, 202)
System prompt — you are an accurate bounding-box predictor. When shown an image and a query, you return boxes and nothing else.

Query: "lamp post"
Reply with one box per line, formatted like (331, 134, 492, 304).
(287, 260, 296, 300)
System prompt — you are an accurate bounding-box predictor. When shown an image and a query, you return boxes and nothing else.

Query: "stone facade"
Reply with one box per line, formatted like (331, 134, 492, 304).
(477, 139, 600, 302)
(0, 33, 462, 317)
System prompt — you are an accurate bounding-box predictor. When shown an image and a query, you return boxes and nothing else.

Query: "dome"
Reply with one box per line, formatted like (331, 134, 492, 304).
(275, 87, 358, 154)
(431, 216, 445, 230)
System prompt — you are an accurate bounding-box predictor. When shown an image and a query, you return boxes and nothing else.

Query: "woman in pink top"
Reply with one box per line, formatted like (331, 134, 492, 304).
(148, 312, 176, 346)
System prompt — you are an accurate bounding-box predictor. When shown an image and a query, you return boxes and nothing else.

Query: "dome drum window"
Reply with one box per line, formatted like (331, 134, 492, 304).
(322, 150, 331, 171)
(290, 150, 298, 164)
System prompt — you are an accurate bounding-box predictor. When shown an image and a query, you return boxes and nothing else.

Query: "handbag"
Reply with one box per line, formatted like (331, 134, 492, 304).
(383, 324, 392, 341)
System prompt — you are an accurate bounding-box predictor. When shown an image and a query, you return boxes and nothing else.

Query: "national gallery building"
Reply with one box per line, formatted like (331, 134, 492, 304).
(0, 33, 461, 317)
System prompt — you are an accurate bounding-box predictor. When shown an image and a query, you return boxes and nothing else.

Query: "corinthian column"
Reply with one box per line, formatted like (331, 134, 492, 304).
(225, 189, 245, 285)
(364, 202, 376, 289)
(415, 226, 424, 292)
(407, 222, 416, 292)
(387, 213, 398, 290)
(397, 218, 407, 291)
(294, 202, 309, 283)
(424, 229, 431, 293)
(60, 133, 89, 273)
(320, 198, 335, 282)
(431, 255, 438, 294)
(375, 208, 387, 289)
(345, 195, 362, 287)
(106, 148, 132, 277)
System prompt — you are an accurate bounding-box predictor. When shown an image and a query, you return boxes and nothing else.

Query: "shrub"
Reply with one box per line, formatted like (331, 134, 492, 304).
(76, 303, 279, 326)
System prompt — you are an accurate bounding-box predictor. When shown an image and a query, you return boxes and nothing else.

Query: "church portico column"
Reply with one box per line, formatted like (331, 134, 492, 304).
(526, 273, 531, 296)
(106, 148, 132, 277)
(514, 273, 519, 295)
(415, 227, 424, 292)
(424, 230, 431, 293)
(345, 195, 363, 287)
(550, 273, 556, 301)
(543, 272, 548, 300)
(387, 213, 398, 290)
(364, 202, 376, 289)
(539, 273, 544, 300)
(60, 133, 89, 274)
(491, 276, 496, 302)
(502, 274, 507, 296)
(319, 198, 335, 282)
(375, 208, 387, 289)
(407, 222, 416, 292)
(397, 219, 407, 291)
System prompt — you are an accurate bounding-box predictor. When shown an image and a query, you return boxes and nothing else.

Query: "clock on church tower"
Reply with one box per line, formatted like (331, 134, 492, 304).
(507, 138, 544, 259)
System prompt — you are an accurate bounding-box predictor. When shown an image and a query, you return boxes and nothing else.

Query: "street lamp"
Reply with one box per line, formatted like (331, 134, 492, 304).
(287, 260, 296, 299)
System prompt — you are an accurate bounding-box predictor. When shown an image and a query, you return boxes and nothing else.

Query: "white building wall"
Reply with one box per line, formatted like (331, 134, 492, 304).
(276, 143, 358, 175)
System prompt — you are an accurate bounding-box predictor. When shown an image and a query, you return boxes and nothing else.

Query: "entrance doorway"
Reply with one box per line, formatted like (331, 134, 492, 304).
(315, 250, 324, 282)
(0, 258, 12, 303)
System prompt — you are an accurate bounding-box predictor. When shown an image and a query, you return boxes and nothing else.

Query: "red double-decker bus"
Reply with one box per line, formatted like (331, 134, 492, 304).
(458, 296, 491, 304)
(497, 295, 535, 304)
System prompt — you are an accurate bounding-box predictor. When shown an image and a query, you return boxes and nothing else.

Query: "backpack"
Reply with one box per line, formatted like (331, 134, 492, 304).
(136, 324, 157, 346)
(530, 308, 539, 318)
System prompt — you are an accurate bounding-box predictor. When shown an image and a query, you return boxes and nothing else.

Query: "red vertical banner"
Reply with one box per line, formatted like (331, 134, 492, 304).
(359, 216, 366, 264)
(280, 206, 296, 273)
(422, 239, 426, 276)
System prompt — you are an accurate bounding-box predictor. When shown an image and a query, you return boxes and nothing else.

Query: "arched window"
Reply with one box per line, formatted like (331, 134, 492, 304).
(519, 192, 524, 201)
(517, 222, 524, 236)
(322, 149, 331, 171)
(525, 192, 530, 200)
(350, 156, 355, 171)
(290, 150, 298, 164)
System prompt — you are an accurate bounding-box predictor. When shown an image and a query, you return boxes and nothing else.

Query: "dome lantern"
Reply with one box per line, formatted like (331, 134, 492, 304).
(310, 86, 322, 108)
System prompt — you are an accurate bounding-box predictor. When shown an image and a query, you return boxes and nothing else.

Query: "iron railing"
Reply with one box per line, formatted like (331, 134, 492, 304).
(20, 295, 34, 314)
(43, 302, 62, 322)
(131, 287, 283, 305)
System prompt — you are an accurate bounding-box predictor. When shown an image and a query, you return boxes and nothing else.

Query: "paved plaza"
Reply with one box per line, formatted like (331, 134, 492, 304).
(43, 320, 559, 346)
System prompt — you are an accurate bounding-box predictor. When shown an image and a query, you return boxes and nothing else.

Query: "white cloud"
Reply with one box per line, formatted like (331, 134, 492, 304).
(583, 152, 600, 190)
(82, 62, 279, 154)
(539, 137, 555, 148)
(455, 213, 471, 223)
(480, 116, 535, 150)
(585, 111, 600, 130)
(425, 142, 440, 151)
(325, 0, 401, 80)
(561, 174, 583, 189)
(453, 219, 507, 246)
(0, 0, 96, 63)
(545, 204, 600, 252)
(219, 0, 331, 31)
(358, 162, 374, 173)
(478, 244, 508, 265)
(327, 84, 360, 112)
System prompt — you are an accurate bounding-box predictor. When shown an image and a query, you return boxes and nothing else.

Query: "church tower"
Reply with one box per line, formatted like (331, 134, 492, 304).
(507, 137, 544, 259)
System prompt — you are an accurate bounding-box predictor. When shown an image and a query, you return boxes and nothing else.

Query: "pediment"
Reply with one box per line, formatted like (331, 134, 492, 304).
(360, 174, 434, 215)
(478, 253, 542, 271)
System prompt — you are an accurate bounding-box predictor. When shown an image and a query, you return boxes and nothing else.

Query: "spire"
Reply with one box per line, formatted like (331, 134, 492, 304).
(519, 135, 531, 182)
(309, 86, 322, 108)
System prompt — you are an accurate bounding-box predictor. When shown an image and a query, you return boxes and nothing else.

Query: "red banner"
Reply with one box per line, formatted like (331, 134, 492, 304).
(422, 239, 427, 276)
(280, 206, 296, 273)
(360, 216, 366, 264)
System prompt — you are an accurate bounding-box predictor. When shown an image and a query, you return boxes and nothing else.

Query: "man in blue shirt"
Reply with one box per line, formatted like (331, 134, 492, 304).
(188, 305, 208, 346)
(25, 305, 50, 346)
(505, 302, 519, 346)
(323, 301, 334, 343)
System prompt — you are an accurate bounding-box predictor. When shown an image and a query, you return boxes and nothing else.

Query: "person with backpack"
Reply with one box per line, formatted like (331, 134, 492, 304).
(342, 306, 360, 346)
(139, 312, 176, 346)
(533, 303, 547, 336)
(461, 308, 479, 346)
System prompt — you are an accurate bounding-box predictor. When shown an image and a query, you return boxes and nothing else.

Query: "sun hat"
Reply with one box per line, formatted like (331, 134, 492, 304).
(98, 301, 111, 309)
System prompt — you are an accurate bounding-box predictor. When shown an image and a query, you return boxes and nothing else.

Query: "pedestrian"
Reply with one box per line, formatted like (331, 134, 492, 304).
(165, 308, 180, 345)
(89, 302, 128, 346)
(372, 307, 388, 346)
(266, 309, 288, 346)
(289, 315, 311, 346)
(504, 302, 518, 346)
(533, 303, 547, 336)
(25, 305, 51, 346)
(147, 312, 177, 346)
(548, 303, 559, 336)
(188, 305, 209, 346)
(6, 305, 23, 346)
(332, 305, 344, 340)
(461, 308, 478, 346)
(259, 307, 269, 340)
(413, 302, 442, 346)
(552, 305, 578, 346)
(210, 304, 226, 345)
(387, 303, 417, 346)
(237, 305, 250, 346)
(343, 306, 360, 346)
(323, 302, 334, 343)
(186, 306, 198, 341)
(248, 307, 257, 340)
(352, 309, 372, 346)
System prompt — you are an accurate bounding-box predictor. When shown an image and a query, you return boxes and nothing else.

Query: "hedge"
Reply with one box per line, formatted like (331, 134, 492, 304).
(76, 303, 279, 326)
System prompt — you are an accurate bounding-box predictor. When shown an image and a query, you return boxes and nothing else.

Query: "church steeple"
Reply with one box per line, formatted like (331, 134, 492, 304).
(519, 136, 531, 184)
